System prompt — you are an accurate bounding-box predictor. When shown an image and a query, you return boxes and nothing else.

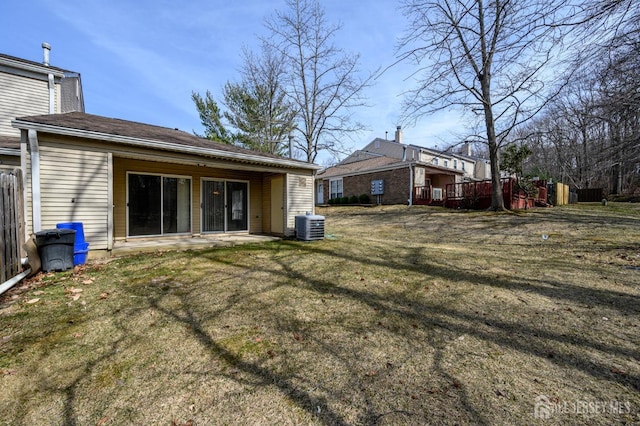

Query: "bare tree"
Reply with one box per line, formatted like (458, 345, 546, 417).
(398, 0, 569, 210)
(264, 0, 372, 163)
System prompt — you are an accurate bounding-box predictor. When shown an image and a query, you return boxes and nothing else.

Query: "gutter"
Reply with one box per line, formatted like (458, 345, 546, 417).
(0, 56, 65, 78)
(27, 129, 42, 232)
(0, 147, 20, 156)
(12, 119, 321, 171)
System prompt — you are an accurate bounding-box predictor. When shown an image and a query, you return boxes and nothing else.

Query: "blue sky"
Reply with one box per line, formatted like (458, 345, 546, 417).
(1, 0, 464, 164)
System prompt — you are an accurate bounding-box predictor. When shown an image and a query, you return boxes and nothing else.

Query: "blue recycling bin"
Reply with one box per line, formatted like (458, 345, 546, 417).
(56, 222, 89, 265)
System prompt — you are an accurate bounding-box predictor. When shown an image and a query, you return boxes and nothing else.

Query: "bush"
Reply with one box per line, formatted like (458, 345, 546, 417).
(327, 198, 335, 205)
(341, 197, 350, 204)
(349, 195, 359, 204)
(359, 194, 370, 204)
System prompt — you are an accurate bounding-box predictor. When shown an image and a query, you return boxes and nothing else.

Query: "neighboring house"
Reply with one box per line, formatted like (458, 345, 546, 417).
(3, 46, 319, 255)
(316, 127, 491, 205)
(0, 44, 84, 172)
(359, 127, 491, 182)
(13, 112, 320, 255)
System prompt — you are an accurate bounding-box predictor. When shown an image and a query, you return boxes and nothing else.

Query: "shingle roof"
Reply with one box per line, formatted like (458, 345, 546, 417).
(318, 156, 407, 178)
(318, 151, 464, 179)
(13, 112, 317, 168)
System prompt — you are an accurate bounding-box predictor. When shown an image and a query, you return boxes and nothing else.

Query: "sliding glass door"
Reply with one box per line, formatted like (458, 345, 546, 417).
(201, 180, 225, 232)
(128, 173, 191, 236)
(202, 179, 248, 233)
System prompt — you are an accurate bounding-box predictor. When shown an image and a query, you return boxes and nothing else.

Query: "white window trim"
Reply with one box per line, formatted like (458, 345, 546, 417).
(329, 178, 343, 199)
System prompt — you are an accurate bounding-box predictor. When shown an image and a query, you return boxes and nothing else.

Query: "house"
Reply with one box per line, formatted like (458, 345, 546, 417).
(357, 127, 491, 182)
(316, 127, 489, 205)
(3, 46, 320, 256)
(0, 43, 84, 172)
(13, 112, 320, 255)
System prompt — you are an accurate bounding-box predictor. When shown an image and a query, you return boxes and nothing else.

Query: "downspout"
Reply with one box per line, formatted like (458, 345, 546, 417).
(48, 74, 55, 113)
(404, 146, 413, 206)
(28, 129, 42, 232)
(0, 269, 32, 297)
(408, 163, 414, 206)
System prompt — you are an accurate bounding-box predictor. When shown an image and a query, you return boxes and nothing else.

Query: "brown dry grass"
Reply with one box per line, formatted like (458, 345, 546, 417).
(1, 203, 639, 425)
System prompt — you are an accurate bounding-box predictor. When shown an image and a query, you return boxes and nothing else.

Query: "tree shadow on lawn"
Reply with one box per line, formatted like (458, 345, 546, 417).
(266, 244, 640, 388)
(159, 240, 639, 423)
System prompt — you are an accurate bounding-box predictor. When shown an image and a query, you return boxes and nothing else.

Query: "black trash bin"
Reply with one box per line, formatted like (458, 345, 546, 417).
(35, 229, 76, 272)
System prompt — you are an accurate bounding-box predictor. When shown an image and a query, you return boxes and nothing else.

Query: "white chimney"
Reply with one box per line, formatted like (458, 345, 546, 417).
(42, 42, 51, 66)
(395, 126, 403, 144)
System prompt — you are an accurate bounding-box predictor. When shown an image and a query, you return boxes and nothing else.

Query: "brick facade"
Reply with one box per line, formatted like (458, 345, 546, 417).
(324, 165, 412, 205)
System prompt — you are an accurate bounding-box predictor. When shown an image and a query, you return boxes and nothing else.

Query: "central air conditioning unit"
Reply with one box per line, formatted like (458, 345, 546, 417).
(295, 213, 325, 241)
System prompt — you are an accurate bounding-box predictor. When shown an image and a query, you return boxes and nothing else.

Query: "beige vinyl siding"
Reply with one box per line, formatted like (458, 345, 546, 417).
(38, 143, 110, 249)
(0, 73, 58, 137)
(285, 172, 315, 236)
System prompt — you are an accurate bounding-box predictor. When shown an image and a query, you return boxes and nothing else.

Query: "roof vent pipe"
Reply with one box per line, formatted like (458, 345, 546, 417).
(42, 42, 51, 66)
(395, 126, 403, 144)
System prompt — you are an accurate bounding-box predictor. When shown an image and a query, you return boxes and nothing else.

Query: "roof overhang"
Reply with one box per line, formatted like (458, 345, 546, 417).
(12, 119, 321, 171)
(318, 160, 464, 180)
(0, 56, 66, 80)
(0, 147, 20, 156)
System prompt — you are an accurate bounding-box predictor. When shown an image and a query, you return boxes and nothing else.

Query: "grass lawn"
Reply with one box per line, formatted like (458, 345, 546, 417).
(1, 203, 639, 425)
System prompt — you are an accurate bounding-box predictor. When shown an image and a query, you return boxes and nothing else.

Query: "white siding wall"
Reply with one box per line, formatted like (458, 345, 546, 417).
(25, 142, 110, 250)
(0, 73, 53, 136)
(285, 172, 315, 236)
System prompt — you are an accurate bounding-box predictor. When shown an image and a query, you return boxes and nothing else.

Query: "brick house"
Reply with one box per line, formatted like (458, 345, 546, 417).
(316, 151, 462, 205)
(316, 127, 492, 205)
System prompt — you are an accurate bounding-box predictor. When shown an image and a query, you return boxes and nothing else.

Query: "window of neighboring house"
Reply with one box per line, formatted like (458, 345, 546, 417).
(462, 161, 466, 171)
(453, 159, 458, 169)
(330, 179, 343, 199)
(444, 160, 449, 168)
(433, 158, 439, 166)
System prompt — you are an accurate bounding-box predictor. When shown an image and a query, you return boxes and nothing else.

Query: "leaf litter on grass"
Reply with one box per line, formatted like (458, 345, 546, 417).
(0, 203, 638, 425)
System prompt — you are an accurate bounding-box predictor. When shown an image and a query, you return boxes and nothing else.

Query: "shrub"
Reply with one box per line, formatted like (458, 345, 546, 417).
(349, 195, 359, 204)
(341, 197, 350, 204)
(359, 194, 370, 204)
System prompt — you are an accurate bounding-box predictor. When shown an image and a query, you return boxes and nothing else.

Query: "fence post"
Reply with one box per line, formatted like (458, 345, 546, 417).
(1, 168, 25, 285)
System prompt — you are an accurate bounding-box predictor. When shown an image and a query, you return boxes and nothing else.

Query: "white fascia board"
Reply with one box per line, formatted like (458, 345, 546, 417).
(12, 119, 321, 171)
(0, 58, 65, 79)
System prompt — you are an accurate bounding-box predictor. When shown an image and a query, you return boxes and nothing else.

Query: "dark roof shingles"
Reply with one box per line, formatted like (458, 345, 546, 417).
(15, 112, 298, 162)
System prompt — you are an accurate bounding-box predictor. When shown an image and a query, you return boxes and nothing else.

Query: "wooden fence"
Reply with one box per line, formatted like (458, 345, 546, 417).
(1, 168, 25, 284)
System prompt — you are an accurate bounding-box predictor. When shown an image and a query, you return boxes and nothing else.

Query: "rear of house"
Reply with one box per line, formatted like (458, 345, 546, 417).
(14, 112, 320, 256)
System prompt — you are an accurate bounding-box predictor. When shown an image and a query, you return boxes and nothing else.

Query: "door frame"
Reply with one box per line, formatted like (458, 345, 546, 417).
(200, 177, 250, 234)
(125, 171, 193, 238)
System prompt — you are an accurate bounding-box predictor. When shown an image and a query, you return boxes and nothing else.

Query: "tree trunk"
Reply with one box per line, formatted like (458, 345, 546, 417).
(481, 76, 505, 210)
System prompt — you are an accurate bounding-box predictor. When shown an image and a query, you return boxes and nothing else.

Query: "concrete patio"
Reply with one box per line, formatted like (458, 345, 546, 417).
(108, 233, 282, 257)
